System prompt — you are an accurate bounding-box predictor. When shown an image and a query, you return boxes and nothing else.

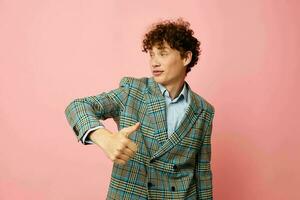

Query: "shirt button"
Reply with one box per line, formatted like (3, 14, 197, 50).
(171, 186, 175, 191)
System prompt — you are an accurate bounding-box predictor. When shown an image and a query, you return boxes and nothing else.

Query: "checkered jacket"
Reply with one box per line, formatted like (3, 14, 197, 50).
(64, 76, 215, 200)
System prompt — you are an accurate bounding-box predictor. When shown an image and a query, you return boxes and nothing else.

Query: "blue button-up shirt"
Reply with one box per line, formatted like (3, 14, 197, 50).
(157, 82, 191, 138)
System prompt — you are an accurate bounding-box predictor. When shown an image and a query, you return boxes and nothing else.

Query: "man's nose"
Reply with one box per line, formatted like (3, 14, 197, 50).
(150, 57, 160, 67)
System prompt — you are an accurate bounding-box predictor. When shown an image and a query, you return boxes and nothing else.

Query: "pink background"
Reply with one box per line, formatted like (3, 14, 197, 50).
(1, 0, 299, 199)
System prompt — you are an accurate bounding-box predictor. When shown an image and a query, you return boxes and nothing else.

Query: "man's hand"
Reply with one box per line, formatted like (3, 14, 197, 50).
(89, 122, 140, 165)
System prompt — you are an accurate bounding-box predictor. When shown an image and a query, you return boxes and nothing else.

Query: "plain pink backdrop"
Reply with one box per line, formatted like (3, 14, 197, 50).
(1, 0, 299, 199)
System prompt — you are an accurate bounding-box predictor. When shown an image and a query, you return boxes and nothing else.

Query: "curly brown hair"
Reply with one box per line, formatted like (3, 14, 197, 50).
(142, 18, 201, 74)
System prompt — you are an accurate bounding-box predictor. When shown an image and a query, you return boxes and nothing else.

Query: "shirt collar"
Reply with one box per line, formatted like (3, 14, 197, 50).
(157, 82, 188, 103)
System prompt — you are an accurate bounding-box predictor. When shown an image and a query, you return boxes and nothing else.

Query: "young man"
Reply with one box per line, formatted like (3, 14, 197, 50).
(65, 18, 215, 199)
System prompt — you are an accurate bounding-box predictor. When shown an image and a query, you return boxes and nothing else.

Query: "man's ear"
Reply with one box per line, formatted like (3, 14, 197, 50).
(183, 51, 192, 66)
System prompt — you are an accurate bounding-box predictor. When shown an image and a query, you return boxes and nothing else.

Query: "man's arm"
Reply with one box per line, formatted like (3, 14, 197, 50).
(195, 109, 215, 200)
(64, 77, 131, 144)
(64, 77, 142, 165)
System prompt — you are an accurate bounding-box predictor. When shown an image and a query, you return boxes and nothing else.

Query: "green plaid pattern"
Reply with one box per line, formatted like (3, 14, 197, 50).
(65, 77, 215, 199)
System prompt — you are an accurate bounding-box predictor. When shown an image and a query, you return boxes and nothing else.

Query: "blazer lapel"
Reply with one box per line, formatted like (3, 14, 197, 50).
(144, 78, 168, 146)
(144, 77, 203, 160)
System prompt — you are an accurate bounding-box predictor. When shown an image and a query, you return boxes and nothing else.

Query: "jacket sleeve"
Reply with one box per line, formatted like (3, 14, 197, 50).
(195, 108, 215, 200)
(64, 77, 132, 144)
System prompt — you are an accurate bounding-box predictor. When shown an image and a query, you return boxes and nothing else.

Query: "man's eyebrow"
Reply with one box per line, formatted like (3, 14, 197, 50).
(157, 46, 168, 50)
(149, 46, 170, 52)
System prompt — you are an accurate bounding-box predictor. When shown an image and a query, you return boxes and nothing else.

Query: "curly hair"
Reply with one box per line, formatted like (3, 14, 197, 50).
(142, 18, 201, 74)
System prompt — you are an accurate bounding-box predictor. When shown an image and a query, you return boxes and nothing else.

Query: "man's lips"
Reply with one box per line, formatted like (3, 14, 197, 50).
(152, 70, 164, 76)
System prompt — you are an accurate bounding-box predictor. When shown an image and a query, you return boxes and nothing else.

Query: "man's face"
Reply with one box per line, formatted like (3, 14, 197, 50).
(149, 41, 187, 87)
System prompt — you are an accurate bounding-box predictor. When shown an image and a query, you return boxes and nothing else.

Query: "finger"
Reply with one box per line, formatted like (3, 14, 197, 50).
(120, 122, 140, 137)
(114, 158, 126, 165)
(116, 153, 130, 161)
(121, 122, 140, 137)
(126, 141, 138, 152)
(122, 147, 135, 157)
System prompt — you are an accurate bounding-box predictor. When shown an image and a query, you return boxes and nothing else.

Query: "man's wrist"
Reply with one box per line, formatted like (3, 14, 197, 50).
(89, 128, 112, 147)
(82, 126, 104, 144)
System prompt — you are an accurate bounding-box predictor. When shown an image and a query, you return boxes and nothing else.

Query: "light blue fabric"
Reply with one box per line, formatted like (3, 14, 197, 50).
(157, 82, 191, 138)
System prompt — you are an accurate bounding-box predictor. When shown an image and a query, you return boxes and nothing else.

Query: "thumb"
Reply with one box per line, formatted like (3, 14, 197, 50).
(121, 122, 140, 137)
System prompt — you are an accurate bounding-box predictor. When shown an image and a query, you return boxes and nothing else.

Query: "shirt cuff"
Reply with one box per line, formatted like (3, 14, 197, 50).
(82, 125, 105, 144)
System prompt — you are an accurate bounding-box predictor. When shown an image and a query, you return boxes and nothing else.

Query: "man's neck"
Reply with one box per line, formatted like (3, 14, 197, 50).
(163, 79, 185, 100)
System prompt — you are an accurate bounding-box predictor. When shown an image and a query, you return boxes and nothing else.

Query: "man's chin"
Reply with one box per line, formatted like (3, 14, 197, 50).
(152, 76, 164, 84)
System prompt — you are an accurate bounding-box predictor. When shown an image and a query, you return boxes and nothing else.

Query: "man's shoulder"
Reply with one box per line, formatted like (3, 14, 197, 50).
(191, 91, 215, 114)
(119, 76, 150, 90)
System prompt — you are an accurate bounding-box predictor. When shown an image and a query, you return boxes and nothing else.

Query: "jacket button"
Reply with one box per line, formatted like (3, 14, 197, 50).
(171, 186, 175, 191)
(148, 182, 153, 187)
(173, 164, 178, 171)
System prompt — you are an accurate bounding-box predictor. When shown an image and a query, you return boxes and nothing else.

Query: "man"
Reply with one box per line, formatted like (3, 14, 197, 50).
(65, 18, 215, 199)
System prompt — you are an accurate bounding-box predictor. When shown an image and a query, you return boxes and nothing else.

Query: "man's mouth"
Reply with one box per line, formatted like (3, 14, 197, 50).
(152, 70, 164, 76)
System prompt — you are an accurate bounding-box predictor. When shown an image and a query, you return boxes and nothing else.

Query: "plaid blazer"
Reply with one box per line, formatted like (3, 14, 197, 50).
(65, 76, 215, 200)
